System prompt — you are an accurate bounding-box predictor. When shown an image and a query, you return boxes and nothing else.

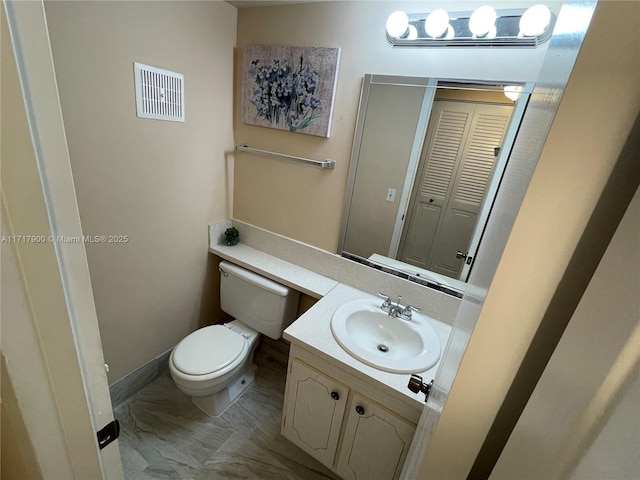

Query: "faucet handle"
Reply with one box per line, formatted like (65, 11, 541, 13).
(403, 304, 421, 314)
(399, 304, 421, 320)
(377, 292, 391, 312)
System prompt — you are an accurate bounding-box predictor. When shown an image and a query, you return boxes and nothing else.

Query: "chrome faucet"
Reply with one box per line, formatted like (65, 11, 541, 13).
(377, 292, 392, 313)
(377, 293, 421, 320)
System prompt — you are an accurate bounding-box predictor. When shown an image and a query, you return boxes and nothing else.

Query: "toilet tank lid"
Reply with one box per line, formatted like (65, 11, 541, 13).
(220, 261, 292, 297)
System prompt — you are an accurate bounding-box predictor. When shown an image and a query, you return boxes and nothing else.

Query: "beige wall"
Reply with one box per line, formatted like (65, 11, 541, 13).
(1, 358, 43, 480)
(417, 2, 640, 478)
(343, 82, 424, 257)
(1, 406, 32, 480)
(491, 186, 640, 479)
(434, 88, 515, 104)
(1, 5, 101, 474)
(44, 1, 237, 383)
(233, 1, 557, 252)
(569, 362, 640, 479)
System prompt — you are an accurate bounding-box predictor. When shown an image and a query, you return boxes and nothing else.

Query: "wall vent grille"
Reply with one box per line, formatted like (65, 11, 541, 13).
(134, 62, 184, 122)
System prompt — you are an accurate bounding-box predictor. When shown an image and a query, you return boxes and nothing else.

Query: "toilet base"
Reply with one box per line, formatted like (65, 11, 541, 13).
(192, 364, 256, 417)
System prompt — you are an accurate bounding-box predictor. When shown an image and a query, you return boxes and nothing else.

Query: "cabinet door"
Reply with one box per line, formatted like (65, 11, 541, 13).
(336, 393, 416, 480)
(282, 359, 348, 468)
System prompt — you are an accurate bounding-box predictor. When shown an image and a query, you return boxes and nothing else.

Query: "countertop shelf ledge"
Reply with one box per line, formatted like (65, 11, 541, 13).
(209, 242, 339, 299)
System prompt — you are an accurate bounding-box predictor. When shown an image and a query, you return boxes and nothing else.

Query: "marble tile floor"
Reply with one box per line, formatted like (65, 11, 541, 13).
(115, 337, 341, 480)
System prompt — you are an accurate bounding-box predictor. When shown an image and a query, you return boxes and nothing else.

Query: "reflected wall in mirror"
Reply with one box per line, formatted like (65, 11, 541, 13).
(339, 75, 532, 293)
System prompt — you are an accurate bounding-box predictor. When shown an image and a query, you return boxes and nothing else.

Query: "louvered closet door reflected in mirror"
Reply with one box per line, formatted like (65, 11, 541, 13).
(398, 100, 513, 278)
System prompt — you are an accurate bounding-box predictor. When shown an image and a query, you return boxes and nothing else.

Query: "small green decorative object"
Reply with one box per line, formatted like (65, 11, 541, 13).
(224, 227, 240, 246)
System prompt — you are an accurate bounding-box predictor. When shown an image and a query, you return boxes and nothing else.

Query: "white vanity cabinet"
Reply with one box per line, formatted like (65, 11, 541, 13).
(336, 392, 416, 480)
(281, 358, 348, 466)
(282, 345, 421, 480)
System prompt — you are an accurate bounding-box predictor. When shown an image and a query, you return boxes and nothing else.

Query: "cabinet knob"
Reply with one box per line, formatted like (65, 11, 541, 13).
(355, 405, 365, 415)
(331, 391, 340, 401)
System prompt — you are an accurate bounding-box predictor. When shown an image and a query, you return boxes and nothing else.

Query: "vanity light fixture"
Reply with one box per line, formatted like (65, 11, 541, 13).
(386, 4, 554, 47)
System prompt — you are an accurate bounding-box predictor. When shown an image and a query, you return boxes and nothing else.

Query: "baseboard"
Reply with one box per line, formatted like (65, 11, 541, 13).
(109, 348, 172, 407)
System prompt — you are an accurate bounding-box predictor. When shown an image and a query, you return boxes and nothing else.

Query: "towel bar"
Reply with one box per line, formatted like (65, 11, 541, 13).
(235, 144, 335, 170)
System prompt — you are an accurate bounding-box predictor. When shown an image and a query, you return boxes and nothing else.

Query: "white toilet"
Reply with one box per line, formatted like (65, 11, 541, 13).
(169, 260, 299, 416)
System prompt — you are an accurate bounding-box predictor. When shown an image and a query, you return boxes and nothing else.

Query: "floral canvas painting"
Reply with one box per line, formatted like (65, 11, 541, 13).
(241, 44, 341, 138)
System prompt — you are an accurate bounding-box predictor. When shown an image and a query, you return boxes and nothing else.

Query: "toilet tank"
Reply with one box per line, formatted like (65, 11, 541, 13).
(219, 261, 300, 340)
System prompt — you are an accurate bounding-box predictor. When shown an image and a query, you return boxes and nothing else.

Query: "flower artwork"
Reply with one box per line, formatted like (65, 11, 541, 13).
(242, 45, 341, 138)
(249, 57, 320, 132)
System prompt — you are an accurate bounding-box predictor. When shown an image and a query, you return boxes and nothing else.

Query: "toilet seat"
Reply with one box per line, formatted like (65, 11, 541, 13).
(172, 325, 247, 377)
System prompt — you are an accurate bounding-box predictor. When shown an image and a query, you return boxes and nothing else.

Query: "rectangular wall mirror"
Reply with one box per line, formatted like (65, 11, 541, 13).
(339, 75, 533, 296)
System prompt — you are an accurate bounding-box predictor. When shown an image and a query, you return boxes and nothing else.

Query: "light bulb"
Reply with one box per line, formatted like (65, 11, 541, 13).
(504, 85, 523, 101)
(407, 25, 418, 40)
(425, 9, 449, 38)
(520, 4, 551, 36)
(386, 11, 409, 38)
(469, 5, 497, 37)
(445, 24, 455, 40)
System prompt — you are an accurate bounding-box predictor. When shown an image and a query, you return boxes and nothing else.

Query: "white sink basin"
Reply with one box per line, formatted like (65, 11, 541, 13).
(330, 298, 441, 374)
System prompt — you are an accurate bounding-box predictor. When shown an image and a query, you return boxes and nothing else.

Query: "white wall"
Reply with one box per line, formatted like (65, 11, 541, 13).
(44, 1, 237, 383)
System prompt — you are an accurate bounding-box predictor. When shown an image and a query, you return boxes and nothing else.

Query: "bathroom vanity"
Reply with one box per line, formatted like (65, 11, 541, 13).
(281, 284, 450, 480)
(209, 221, 453, 480)
(282, 346, 417, 479)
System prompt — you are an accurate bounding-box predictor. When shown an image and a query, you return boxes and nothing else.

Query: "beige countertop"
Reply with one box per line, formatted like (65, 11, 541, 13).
(210, 235, 452, 407)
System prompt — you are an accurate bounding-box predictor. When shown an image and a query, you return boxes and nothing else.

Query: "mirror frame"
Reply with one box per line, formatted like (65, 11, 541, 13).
(339, 75, 534, 296)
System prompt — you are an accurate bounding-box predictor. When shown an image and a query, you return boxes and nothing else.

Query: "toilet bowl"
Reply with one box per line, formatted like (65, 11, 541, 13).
(169, 260, 299, 416)
(169, 321, 259, 416)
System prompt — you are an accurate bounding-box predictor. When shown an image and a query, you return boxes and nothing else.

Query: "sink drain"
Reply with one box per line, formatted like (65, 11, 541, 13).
(377, 344, 389, 353)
